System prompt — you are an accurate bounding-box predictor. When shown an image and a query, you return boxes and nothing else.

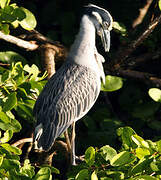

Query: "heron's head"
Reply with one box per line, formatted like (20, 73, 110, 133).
(84, 4, 113, 52)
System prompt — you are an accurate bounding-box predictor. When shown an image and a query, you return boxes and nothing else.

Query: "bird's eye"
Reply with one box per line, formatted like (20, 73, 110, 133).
(103, 21, 109, 29)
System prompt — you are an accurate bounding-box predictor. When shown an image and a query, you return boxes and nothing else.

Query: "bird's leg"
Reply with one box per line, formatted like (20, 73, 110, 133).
(71, 121, 76, 165)
(64, 130, 71, 152)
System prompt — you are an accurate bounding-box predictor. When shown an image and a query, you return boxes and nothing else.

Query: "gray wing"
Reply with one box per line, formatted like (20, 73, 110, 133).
(33, 61, 100, 151)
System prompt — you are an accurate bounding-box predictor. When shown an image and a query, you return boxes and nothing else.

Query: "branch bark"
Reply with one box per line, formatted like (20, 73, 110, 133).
(111, 69, 161, 88)
(11, 138, 33, 147)
(124, 47, 161, 69)
(112, 14, 161, 70)
(0, 31, 38, 50)
(132, 0, 153, 28)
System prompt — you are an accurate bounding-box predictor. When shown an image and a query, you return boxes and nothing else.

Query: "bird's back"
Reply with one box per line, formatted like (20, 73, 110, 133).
(33, 60, 101, 150)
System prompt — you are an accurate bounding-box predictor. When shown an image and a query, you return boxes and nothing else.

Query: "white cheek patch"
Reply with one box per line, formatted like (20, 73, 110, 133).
(92, 11, 102, 24)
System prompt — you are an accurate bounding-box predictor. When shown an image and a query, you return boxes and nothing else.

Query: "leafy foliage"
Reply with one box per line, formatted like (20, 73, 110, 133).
(0, 60, 61, 179)
(101, 75, 123, 92)
(68, 127, 161, 179)
(148, 88, 161, 103)
(0, 0, 36, 34)
(0, 0, 161, 179)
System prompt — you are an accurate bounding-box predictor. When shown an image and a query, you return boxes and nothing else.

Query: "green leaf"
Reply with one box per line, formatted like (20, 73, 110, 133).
(20, 159, 35, 178)
(0, 118, 21, 132)
(0, 111, 11, 123)
(117, 127, 136, 149)
(110, 151, 135, 166)
(0, 129, 13, 143)
(34, 167, 52, 180)
(159, 0, 161, 11)
(100, 178, 112, 180)
(135, 147, 151, 159)
(132, 135, 149, 148)
(0, 5, 16, 22)
(100, 145, 117, 161)
(156, 140, 161, 152)
(0, 156, 3, 166)
(0, 0, 10, 8)
(18, 82, 31, 94)
(1, 23, 9, 34)
(0, 51, 27, 65)
(101, 75, 123, 92)
(150, 161, 159, 172)
(112, 21, 127, 36)
(91, 171, 98, 180)
(16, 103, 33, 121)
(1, 158, 20, 170)
(17, 87, 28, 99)
(1, 70, 10, 82)
(75, 169, 89, 180)
(3, 92, 17, 112)
(85, 146, 95, 166)
(13, 7, 26, 21)
(30, 81, 45, 93)
(130, 158, 153, 175)
(149, 88, 161, 102)
(24, 64, 40, 80)
(106, 171, 124, 179)
(39, 165, 60, 174)
(146, 140, 157, 152)
(1, 143, 22, 155)
(131, 175, 157, 180)
(19, 7, 37, 30)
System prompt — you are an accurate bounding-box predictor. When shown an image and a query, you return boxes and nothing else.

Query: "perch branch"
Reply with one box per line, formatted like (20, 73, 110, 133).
(0, 31, 38, 50)
(132, 0, 153, 28)
(112, 14, 161, 70)
(22, 30, 68, 78)
(11, 138, 33, 147)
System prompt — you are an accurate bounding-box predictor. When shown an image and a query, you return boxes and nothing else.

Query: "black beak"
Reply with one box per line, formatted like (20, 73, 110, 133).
(100, 28, 110, 52)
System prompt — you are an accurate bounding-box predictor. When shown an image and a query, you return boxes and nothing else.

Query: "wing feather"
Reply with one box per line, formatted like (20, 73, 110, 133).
(33, 61, 101, 151)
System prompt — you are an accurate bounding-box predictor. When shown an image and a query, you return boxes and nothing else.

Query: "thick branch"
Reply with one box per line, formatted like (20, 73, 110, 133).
(112, 14, 161, 70)
(112, 69, 161, 87)
(0, 31, 38, 51)
(40, 44, 56, 78)
(132, 0, 153, 28)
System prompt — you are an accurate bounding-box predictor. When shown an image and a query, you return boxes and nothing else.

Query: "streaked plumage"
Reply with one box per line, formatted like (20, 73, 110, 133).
(33, 4, 113, 155)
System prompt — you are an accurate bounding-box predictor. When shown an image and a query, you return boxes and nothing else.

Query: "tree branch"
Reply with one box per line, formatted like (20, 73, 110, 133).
(11, 138, 33, 147)
(0, 31, 38, 51)
(124, 47, 161, 69)
(112, 69, 161, 87)
(132, 0, 153, 28)
(40, 44, 56, 78)
(112, 14, 161, 70)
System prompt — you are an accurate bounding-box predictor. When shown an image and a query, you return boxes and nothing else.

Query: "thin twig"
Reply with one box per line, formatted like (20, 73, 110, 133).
(0, 31, 38, 51)
(11, 138, 33, 147)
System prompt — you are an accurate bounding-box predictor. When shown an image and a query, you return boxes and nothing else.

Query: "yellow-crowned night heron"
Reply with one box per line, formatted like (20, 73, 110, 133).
(33, 4, 113, 165)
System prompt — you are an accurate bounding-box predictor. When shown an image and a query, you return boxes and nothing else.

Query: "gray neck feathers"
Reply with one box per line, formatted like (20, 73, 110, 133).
(67, 15, 105, 82)
(68, 15, 96, 66)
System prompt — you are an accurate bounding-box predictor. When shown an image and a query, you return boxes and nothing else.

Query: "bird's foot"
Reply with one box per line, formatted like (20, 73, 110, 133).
(72, 155, 85, 166)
